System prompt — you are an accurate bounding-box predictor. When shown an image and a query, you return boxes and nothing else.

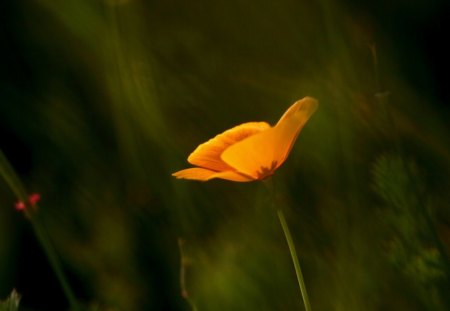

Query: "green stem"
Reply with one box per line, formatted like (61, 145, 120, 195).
(28, 210, 81, 311)
(277, 208, 312, 311)
(0, 150, 81, 310)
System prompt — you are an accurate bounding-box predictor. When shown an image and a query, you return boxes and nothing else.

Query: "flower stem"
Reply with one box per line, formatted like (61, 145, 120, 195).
(264, 178, 312, 310)
(277, 208, 312, 311)
(0, 151, 81, 310)
(27, 210, 81, 311)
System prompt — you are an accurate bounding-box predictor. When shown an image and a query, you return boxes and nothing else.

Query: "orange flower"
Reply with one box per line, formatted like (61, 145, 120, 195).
(172, 97, 318, 182)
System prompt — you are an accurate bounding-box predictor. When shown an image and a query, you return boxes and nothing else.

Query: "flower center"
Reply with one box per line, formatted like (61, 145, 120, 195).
(256, 160, 278, 179)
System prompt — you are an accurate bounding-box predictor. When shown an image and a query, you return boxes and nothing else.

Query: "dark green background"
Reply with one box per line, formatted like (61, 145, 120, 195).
(1, 0, 450, 310)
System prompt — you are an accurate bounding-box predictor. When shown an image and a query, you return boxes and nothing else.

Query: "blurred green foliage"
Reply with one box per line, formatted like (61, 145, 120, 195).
(372, 154, 450, 310)
(1, 0, 450, 310)
(0, 290, 20, 311)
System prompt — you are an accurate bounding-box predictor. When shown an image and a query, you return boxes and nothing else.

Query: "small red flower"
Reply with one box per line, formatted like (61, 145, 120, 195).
(15, 201, 26, 211)
(14, 193, 41, 212)
(28, 193, 41, 206)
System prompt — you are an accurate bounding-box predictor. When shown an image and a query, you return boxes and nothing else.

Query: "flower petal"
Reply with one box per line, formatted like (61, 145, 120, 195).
(172, 168, 254, 182)
(187, 122, 271, 171)
(211, 170, 254, 182)
(221, 97, 318, 179)
(172, 168, 216, 180)
(273, 96, 318, 163)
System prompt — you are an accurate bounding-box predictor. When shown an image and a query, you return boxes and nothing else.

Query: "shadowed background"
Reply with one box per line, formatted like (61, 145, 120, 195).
(1, 0, 450, 310)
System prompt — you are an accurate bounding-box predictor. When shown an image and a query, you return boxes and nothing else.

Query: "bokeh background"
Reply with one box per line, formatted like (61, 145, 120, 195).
(1, 0, 450, 310)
